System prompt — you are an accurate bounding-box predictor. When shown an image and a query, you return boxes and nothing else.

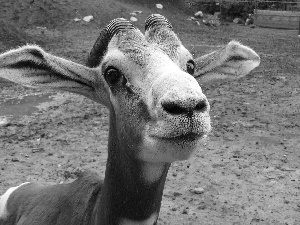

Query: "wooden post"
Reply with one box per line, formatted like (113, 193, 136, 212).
(219, 0, 222, 20)
(298, 19, 300, 37)
(284, 1, 287, 11)
(254, 0, 258, 26)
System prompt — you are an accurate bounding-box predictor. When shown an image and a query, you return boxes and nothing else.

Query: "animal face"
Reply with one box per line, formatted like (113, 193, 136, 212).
(94, 17, 210, 162)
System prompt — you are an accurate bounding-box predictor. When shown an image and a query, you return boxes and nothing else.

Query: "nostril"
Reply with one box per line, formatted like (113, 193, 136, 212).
(162, 102, 187, 115)
(195, 100, 207, 112)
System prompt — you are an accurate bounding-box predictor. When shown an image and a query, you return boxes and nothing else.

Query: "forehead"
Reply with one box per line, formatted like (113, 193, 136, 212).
(108, 29, 188, 66)
(146, 27, 181, 52)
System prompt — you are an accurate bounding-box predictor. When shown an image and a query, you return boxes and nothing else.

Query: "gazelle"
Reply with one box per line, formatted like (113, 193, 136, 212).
(0, 14, 260, 225)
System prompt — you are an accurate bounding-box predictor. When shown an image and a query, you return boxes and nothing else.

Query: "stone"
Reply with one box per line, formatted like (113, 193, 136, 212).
(245, 18, 254, 25)
(32, 148, 45, 153)
(173, 191, 182, 197)
(0, 117, 10, 127)
(130, 17, 138, 22)
(191, 187, 205, 194)
(194, 11, 203, 18)
(156, 4, 163, 9)
(233, 17, 244, 24)
(83, 15, 93, 22)
(182, 208, 188, 214)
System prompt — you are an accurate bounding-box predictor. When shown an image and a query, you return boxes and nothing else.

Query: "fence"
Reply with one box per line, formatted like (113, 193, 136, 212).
(254, 9, 300, 29)
(218, 0, 300, 29)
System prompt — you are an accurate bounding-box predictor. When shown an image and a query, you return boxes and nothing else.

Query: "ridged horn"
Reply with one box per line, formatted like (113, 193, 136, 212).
(87, 18, 136, 68)
(145, 14, 173, 31)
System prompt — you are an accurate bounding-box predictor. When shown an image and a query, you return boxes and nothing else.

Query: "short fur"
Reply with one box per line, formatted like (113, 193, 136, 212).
(0, 14, 260, 225)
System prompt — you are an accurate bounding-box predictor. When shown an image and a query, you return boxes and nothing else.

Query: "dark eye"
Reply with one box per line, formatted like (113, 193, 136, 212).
(186, 60, 195, 75)
(104, 67, 122, 86)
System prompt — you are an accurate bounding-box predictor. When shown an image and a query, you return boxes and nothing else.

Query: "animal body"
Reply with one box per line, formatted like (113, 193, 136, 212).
(0, 14, 260, 225)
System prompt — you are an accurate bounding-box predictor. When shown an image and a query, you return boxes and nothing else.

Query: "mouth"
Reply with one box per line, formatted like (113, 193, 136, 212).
(140, 131, 206, 163)
(157, 132, 204, 143)
(140, 126, 210, 162)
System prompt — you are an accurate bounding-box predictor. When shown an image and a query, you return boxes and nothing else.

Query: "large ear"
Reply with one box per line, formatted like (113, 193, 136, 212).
(0, 45, 109, 105)
(194, 41, 260, 84)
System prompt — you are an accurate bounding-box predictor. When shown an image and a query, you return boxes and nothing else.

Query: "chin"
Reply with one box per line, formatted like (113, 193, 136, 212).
(138, 134, 207, 163)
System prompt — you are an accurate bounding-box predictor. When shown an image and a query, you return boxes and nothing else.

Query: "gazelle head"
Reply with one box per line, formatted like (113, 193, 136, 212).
(0, 15, 260, 165)
(87, 15, 210, 163)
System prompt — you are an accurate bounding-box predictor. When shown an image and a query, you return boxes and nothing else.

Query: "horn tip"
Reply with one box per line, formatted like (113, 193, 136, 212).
(106, 18, 136, 37)
(145, 14, 173, 31)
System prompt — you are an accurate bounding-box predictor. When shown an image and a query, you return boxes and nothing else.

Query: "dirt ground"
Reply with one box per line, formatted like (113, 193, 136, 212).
(1, 0, 300, 224)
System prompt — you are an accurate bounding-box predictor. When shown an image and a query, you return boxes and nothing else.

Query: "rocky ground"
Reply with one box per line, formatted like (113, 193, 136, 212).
(0, 0, 300, 224)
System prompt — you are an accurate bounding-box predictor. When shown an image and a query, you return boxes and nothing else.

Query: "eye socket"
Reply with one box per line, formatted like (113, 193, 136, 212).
(104, 67, 122, 86)
(186, 60, 195, 75)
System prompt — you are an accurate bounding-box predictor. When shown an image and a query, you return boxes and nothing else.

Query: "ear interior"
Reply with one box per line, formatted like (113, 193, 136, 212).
(0, 45, 109, 105)
(194, 41, 260, 84)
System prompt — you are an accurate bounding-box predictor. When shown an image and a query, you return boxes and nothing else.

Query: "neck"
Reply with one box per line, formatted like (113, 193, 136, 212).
(91, 114, 171, 225)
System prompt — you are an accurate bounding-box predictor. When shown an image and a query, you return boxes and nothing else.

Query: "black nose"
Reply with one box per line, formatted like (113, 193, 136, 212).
(161, 99, 207, 116)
